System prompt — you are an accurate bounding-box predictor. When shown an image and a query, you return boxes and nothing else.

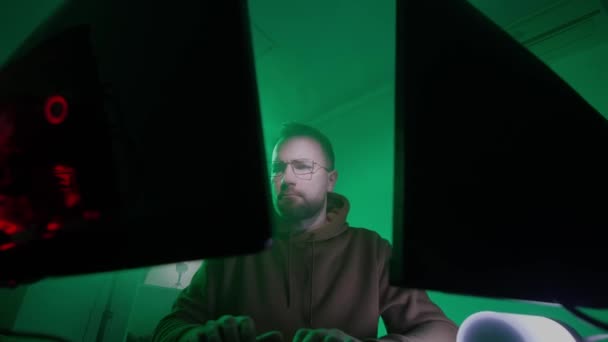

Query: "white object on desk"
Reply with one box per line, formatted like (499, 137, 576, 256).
(457, 311, 580, 342)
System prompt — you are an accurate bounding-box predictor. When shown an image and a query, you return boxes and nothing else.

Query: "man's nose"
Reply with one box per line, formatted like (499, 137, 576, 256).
(281, 165, 298, 184)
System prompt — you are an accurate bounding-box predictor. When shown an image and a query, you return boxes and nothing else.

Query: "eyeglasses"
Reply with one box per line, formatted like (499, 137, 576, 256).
(270, 158, 330, 180)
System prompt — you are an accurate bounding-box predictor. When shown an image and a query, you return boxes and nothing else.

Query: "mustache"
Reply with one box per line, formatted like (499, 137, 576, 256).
(278, 190, 300, 198)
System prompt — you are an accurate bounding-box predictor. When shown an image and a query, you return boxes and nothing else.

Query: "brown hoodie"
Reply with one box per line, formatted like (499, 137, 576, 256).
(153, 192, 458, 342)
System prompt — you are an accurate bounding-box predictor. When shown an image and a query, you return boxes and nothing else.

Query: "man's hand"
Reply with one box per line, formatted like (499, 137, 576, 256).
(179, 315, 284, 342)
(293, 329, 361, 342)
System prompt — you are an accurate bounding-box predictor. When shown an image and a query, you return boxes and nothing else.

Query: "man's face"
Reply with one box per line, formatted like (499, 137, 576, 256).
(271, 137, 337, 221)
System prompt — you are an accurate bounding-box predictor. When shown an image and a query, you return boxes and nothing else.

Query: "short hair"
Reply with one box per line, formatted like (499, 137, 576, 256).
(273, 122, 335, 170)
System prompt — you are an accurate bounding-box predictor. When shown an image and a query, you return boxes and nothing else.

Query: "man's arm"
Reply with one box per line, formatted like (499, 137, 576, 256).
(376, 241, 458, 342)
(152, 261, 215, 342)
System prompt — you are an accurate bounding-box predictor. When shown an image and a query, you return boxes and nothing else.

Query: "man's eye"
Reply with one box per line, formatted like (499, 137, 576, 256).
(293, 162, 313, 171)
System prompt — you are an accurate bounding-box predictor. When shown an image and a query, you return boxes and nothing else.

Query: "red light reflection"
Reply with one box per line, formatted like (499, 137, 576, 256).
(83, 210, 101, 220)
(44, 95, 69, 125)
(53, 164, 81, 208)
(0, 242, 16, 251)
(46, 222, 61, 231)
(0, 220, 21, 235)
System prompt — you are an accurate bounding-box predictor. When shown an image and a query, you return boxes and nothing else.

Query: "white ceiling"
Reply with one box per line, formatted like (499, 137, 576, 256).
(247, 0, 584, 130)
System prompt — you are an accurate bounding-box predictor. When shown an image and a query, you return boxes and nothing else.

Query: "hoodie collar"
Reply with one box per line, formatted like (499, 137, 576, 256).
(274, 192, 350, 242)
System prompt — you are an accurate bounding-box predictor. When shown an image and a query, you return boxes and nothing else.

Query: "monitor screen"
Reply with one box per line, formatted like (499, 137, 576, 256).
(0, 0, 273, 286)
(391, 0, 608, 308)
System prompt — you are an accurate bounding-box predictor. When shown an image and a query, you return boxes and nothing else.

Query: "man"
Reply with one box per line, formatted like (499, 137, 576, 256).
(153, 123, 458, 342)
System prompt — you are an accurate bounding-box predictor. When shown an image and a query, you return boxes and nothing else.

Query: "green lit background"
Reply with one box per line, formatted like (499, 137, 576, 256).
(1, 0, 608, 340)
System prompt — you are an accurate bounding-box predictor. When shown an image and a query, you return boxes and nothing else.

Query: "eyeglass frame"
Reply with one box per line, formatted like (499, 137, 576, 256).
(270, 158, 332, 180)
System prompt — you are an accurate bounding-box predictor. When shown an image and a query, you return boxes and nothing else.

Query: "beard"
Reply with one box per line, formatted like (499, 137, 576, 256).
(275, 194, 324, 221)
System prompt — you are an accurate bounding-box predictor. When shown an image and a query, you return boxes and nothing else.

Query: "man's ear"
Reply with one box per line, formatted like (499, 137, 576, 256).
(327, 170, 338, 192)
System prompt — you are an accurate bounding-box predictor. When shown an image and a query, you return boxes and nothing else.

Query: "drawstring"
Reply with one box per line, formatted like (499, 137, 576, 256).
(287, 233, 292, 308)
(310, 240, 315, 327)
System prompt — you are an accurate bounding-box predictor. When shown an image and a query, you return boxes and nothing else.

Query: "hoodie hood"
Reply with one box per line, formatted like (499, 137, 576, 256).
(273, 191, 350, 242)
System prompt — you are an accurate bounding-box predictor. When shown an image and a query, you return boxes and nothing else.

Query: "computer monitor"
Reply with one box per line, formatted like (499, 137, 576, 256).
(0, 0, 273, 286)
(391, 0, 608, 308)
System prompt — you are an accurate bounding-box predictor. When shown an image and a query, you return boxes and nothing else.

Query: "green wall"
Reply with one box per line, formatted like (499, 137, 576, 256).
(258, 38, 608, 338)
(7, 269, 146, 341)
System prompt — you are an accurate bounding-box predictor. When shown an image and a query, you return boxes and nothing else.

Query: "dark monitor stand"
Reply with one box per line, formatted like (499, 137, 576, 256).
(391, 0, 608, 310)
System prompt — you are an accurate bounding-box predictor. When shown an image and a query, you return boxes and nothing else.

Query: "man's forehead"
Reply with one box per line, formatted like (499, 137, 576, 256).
(273, 137, 324, 160)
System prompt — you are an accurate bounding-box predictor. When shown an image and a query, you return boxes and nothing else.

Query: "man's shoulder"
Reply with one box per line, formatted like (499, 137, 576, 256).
(347, 226, 391, 247)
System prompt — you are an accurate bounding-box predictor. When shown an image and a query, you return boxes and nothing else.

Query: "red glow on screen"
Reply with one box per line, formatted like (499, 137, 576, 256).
(83, 210, 101, 220)
(66, 192, 81, 208)
(0, 242, 16, 251)
(54, 165, 74, 186)
(53, 164, 81, 208)
(44, 95, 69, 125)
(46, 222, 61, 231)
(42, 232, 54, 239)
(0, 220, 21, 235)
